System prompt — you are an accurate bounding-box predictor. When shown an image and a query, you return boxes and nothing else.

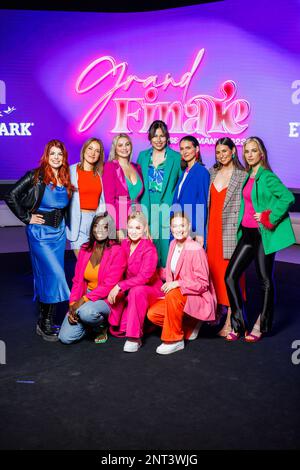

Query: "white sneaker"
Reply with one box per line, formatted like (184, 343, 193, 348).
(156, 340, 184, 355)
(123, 339, 141, 353)
(186, 321, 202, 340)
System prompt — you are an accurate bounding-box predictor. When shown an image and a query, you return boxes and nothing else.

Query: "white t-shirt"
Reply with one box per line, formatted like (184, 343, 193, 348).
(176, 170, 189, 199)
(170, 244, 183, 274)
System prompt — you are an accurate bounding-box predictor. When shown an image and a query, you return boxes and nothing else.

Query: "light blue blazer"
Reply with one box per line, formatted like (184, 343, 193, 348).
(66, 163, 106, 242)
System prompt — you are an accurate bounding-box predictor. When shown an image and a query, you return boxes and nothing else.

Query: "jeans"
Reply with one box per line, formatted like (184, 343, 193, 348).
(58, 299, 111, 344)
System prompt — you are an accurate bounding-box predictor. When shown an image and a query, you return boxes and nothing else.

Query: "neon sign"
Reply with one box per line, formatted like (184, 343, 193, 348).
(75, 49, 250, 136)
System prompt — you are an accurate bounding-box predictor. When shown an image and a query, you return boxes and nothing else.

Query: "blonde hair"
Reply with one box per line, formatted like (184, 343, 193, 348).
(79, 137, 104, 175)
(243, 136, 272, 172)
(108, 133, 133, 162)
(127, 211, 151, 240)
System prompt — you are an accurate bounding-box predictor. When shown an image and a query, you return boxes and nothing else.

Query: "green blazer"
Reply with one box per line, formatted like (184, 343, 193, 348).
(137, 146, 182, 227)
(237, 167, 296, 254)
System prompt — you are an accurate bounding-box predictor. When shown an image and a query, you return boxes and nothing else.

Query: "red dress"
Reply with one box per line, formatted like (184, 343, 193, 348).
(207, 184, 230, 306)
(207, 184, 245, 306)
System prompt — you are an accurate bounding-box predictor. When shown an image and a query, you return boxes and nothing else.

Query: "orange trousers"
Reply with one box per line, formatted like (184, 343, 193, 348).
(147, 287, 199, 342)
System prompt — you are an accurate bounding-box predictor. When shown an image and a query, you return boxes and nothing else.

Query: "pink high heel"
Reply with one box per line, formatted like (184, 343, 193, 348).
(225, 330, 248, 342)
(245, 325, 263, 343)
(225, 331, 240, 342)
(245, 330, 263, 342)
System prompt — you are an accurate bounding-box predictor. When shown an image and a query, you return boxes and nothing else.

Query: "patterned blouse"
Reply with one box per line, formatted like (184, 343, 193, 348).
(148, 154, 166, 193)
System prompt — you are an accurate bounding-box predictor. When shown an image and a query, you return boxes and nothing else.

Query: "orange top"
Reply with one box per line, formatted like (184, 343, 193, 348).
(84, 260, 100, 292)
(70, 261, 100, 304)
(77, 167, 102, 210)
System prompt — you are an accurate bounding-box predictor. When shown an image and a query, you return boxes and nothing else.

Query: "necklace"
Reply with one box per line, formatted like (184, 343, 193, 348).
(175, 243, 183, 253)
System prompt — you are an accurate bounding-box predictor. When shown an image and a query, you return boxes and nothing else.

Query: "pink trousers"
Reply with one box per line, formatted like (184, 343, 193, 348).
(109, 285, 162, 339)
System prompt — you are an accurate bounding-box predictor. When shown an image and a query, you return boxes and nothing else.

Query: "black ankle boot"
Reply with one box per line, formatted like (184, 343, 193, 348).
(48, 304, 60, 334)
(49, 304, 61, 335)
(36, 302, 59, 342)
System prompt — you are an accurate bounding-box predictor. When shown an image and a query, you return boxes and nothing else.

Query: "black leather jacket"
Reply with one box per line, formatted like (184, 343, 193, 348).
(4, 170, 46, 225)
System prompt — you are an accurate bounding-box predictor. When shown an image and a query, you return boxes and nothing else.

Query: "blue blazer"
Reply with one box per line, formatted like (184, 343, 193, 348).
(172, 163, 210, 245)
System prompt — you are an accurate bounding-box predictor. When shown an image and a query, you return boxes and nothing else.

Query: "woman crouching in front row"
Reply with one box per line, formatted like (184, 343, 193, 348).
(147, 212, 217, 355)
(107, 211, 162, 352)
(58, 213, 126, 344)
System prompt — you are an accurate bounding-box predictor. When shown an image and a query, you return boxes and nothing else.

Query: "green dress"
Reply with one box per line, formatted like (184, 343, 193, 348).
(126, 175, 143, 211)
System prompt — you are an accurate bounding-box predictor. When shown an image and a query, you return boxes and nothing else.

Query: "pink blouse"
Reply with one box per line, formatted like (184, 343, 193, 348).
(241, 178, 259, 228)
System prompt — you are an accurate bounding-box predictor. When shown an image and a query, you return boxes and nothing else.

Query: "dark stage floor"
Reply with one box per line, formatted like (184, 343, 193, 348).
(0, 251, 299, 450)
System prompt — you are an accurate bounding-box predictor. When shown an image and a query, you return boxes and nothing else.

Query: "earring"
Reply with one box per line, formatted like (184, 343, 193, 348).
(232, 153, 235, 159)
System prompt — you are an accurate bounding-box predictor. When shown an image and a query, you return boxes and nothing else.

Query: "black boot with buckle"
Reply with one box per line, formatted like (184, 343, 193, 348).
(36, 302, 59, 342)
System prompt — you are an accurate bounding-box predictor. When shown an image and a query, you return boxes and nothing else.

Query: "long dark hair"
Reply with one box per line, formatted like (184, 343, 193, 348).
(179, 135, 204, 171)
(84, 212, 118, 253)
(213, 137, 244, 170)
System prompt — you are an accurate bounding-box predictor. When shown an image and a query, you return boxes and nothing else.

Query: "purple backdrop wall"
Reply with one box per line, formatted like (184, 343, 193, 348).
(0, 0, 299, 186)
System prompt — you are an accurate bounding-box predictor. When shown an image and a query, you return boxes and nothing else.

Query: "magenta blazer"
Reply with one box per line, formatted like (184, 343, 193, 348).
(166, 237, 217, 321)
(118, 239, 162, 292)
(70, 243, 127, 311)
(102, 160, 144, 230)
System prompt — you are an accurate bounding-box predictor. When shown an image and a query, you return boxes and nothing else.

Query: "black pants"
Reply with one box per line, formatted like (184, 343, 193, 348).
(225, 226, 275, 334)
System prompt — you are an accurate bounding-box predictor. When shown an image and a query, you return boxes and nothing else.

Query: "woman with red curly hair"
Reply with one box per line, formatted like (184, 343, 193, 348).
(5, 139, 73, 342)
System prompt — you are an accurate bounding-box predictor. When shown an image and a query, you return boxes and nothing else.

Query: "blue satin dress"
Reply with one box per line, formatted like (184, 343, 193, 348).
(26, 184, 70, 303)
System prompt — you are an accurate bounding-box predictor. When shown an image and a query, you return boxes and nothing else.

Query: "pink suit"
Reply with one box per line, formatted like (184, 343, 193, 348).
(166, 237, 217, 321)
(102, 160, 144, 230)
(70, 243, 127, 316)
(108, 238, 162, 338)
